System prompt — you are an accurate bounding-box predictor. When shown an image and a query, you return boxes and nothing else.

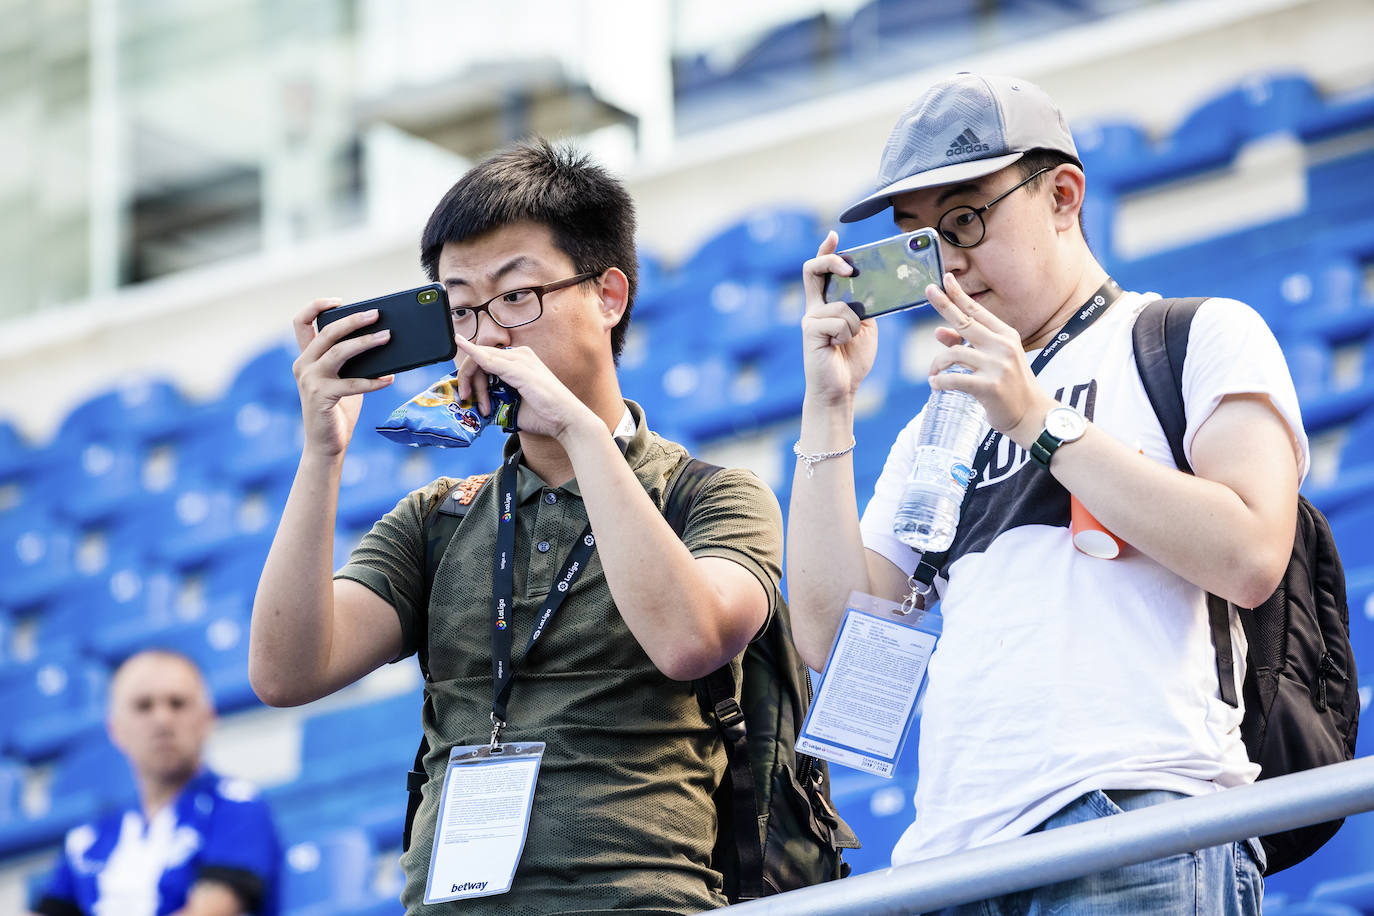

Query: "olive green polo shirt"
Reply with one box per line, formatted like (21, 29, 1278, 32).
(336, 400, 783, 915)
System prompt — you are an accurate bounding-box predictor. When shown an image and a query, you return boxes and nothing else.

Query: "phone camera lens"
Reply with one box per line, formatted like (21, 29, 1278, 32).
(909, 236, 929, 251)
(418, 289, 438, 304)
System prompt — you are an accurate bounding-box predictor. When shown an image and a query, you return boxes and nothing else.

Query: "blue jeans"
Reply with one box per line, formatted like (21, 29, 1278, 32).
(930, 789, 1265, 916)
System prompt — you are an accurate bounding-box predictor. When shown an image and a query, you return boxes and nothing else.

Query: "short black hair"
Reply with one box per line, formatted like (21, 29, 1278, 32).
(420, 138, 638, 362)
(1016, 148, 1088, 242)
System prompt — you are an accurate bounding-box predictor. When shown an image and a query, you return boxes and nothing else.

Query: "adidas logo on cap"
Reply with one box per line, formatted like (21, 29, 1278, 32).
(947, 128, 991, 157)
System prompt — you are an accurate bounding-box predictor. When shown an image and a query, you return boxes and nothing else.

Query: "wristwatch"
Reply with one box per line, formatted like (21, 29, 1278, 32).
(1029, 405, 1087, 470)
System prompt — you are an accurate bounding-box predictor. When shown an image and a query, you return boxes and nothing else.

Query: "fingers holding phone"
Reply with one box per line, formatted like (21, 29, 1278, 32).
(800, 232, 879, 405)
(290, 297, 395, 457)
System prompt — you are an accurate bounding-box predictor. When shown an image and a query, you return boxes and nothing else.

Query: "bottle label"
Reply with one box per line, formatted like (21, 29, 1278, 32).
(909, 446, 972, 494)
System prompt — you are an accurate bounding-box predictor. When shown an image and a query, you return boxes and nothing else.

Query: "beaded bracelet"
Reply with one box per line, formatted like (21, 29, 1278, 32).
(793, 437, 857, 478)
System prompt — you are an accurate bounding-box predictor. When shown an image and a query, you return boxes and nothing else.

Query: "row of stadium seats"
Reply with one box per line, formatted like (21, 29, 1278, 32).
(2, 67, 1374, 913)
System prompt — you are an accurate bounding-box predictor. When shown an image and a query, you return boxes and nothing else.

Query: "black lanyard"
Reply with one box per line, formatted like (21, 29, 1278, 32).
(910, 278, 1124, 589)
(489, 450, 597, 748)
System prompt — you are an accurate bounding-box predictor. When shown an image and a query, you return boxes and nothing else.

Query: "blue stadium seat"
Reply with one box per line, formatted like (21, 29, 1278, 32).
(0, 757, 21, 824)
(0, 608, 13, 667)
(705, 278, 793, 359)
(852, 380, 927, 503)
(1266, 808, 1374, 909)
(123, 480, 277, 575)
(0, 652, 108, 761)
(0, 736, 134, 859)
(1264, 900, 1364, 916)
(216, 401, 305, 489)
(299, 689, 423, 784)
(1312, 869, 1374, 914)
(685, 208, 821, 283)
(623, 278, 717, 364)
(729, 13, 834, 82)
(636, 248, 668, 304)
(1274, 258, 1373, 344)
(1328, 502, 1374, 572)
(268, 688, 423, 847)
(728, 334, 808, 431)
(39, 435, 151, 527)
(279, 827, 376, 915)
(1074, 120, 1153, 191)
(227, 337, 302, 410)
(1120, 73, 1318, 193)
(0, 420, 44, 486)
(1307, 151, 1374, 231)
(1299, 82, 1374, 141)
(0, 516, 79, 611)
(654, 355, 740, 442)
(829, 771, 919, 876)
(270, 769, 409, 854)
(336, 448, 439, 530)
(156, 608, 259, 713)
(53, 378, 193, 450)
(1283, 337, 1374, 433)
(845, 0, 976, 65)
(1303, 408, 1374, 516)
(72, 563, 186, 662)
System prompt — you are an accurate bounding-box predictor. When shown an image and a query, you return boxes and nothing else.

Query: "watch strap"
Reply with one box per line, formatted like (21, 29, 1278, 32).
(1029, 430, 1060, 470)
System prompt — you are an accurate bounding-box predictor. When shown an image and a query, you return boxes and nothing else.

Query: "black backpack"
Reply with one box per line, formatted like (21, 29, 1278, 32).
(402, 456, 856, 901)
(1132, 297, 1359, 874)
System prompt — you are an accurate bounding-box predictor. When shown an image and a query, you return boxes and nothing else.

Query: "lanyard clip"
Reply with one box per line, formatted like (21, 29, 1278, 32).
(489, 712, 506, 753)
(900, 573, 933, 616)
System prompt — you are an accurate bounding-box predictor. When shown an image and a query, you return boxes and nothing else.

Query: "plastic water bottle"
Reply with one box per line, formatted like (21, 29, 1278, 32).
(892, 365, 989, 552)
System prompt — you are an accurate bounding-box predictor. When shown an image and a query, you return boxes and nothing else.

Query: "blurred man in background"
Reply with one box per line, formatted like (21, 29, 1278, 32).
(250, 139, 782, 914)
(787, 72, 1306, 914)
(30, 649, 280, 916)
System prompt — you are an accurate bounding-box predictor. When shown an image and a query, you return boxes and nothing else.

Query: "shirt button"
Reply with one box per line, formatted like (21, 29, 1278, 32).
(537, 541, 551, 553)
(544, 492, 557, 505)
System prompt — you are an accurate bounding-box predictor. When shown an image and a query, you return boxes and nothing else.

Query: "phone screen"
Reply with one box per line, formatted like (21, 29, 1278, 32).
(824, 228, 944, 320)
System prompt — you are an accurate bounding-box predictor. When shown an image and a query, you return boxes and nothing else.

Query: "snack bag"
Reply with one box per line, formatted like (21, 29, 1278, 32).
(376, 372, 519, 447)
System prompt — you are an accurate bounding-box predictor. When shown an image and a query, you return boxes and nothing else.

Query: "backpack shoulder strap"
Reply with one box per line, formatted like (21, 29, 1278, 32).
(1131, 297, 1206, 474)
(1130, 297, 1239, 707)
(646, 455, 770, 897)
(403, 471, 492, 853)
(663, 457, 768, 902)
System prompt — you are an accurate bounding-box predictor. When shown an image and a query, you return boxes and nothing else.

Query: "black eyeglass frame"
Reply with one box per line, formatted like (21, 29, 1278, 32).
(449, 270, 602, 340)
(936, 167, 1054, 249)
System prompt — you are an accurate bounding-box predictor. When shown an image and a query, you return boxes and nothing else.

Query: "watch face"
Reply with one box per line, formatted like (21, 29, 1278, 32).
(1046, 407, 1086, 439)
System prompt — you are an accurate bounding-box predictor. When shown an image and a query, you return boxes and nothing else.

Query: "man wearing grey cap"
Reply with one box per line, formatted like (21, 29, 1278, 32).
(786, 72, 1306, 913)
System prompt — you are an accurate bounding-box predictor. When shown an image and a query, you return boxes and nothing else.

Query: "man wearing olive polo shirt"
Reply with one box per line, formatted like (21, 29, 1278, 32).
(249, 139, 783, 915)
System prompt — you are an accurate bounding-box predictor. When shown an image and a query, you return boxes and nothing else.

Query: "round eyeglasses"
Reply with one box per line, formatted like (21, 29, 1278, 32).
(449, 271, 601, 341)
(936, 167, 1052, 249)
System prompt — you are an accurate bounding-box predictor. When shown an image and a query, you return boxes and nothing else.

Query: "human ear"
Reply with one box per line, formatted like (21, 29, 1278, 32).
(1048, 165, 1087, 233)
(597, 268, 630, 330)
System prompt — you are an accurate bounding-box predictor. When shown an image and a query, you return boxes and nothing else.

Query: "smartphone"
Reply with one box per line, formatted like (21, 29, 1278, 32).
(823, 227, 944, 320)
(315, 283, 457, 379)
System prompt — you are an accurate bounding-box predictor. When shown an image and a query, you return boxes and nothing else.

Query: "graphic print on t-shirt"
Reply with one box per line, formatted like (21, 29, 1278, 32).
(943, 379, 1098, 572)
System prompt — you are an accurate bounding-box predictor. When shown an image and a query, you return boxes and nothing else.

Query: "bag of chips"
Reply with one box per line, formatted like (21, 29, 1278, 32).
(376, 372, 519, 447)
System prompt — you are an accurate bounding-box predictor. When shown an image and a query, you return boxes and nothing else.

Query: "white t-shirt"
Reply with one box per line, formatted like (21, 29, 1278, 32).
(859, 292, 1309, 865)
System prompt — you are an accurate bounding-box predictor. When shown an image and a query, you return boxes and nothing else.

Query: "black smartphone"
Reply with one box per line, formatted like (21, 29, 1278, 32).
(823, 228, 945, 319)
(315, 283, 457, 379)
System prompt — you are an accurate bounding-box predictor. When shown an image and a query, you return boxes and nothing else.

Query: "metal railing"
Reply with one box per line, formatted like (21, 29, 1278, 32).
(724, 756, 1374, 915)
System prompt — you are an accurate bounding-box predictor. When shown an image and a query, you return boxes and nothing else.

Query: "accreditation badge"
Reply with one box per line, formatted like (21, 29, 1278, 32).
(423, 742, 544, 903)
(797, 591, 942, 778)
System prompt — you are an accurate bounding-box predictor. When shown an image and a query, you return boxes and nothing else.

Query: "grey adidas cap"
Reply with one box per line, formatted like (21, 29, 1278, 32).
(839, 72, 1079, 223)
